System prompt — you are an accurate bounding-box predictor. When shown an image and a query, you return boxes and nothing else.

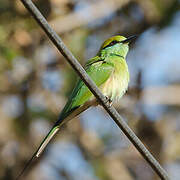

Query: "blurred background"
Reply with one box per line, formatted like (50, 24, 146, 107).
(0, 0, 180, 179)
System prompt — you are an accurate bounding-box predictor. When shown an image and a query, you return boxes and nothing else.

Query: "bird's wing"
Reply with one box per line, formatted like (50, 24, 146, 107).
(60, 56, 114, 119)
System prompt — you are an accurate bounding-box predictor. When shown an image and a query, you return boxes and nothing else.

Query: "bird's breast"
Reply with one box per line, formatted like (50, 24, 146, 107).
(101, 60, 129, 102)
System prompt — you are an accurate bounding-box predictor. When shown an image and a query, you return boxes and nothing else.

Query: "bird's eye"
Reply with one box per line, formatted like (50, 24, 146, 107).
(109, 40, 118, 46)
(102, 40, 119, 49)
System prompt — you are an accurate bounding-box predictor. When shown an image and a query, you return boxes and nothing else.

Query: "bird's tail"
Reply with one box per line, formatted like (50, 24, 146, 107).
(36, 100, 98, 157)
(15, 117, 65, 180)
(35, 125, 60, 157)
(16, 100, 97, 180)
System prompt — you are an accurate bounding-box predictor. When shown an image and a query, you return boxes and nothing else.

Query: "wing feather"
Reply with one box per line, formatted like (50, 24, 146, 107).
(60, 56, 114, 118)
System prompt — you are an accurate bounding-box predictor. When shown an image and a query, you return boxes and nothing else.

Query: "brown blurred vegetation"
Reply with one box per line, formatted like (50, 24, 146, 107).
(0, 0, 180, 180)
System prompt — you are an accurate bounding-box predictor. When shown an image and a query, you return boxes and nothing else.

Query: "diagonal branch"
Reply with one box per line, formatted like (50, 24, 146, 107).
(20, 0, 169, 179)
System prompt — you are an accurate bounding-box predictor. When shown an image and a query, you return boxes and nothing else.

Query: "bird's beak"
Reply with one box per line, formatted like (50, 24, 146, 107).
(120, 35, 137, 44)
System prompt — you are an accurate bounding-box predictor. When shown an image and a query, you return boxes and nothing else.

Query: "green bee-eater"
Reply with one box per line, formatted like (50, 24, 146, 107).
(34, 35, 135, 157)
(17, 36, 135, 178)
(17, 35, 136, 179)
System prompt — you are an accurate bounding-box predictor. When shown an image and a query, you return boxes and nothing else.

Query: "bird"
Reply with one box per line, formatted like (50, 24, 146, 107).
(16, 35, 136, 179)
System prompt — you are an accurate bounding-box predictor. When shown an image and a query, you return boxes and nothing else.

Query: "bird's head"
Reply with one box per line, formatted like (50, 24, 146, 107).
(98, 35, 136, 58)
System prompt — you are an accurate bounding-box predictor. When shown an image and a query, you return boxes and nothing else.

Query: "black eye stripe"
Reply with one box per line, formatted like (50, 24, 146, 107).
(109, 40, 119, 46)
(102, 40, 119, 49)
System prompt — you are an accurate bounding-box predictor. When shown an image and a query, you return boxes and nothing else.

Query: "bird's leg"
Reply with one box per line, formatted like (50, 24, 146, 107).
(105, 96, 113, 106)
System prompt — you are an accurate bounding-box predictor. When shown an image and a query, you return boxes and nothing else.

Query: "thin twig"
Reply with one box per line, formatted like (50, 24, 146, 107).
(19, 0, 169, 179)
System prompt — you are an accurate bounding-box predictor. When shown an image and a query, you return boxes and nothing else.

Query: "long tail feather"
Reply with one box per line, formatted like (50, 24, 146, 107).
(36, 125, 59, 157)
(16, 117, 63, 180)
(16, 99, 97, 180)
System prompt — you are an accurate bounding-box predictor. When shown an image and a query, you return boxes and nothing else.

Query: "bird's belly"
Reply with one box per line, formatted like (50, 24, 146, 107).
(101, 70, 129, 102)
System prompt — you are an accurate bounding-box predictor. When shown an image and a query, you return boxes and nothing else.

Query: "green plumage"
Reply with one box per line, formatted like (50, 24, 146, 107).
(34, 35, 131, 157)
(61, 56, 114, 119)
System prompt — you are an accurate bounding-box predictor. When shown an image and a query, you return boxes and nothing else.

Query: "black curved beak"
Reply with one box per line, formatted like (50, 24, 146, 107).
(120, 35, 137, 44)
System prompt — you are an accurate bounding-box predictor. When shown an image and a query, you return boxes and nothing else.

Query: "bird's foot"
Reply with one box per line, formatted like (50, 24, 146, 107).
(105, 96, 113, 106)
